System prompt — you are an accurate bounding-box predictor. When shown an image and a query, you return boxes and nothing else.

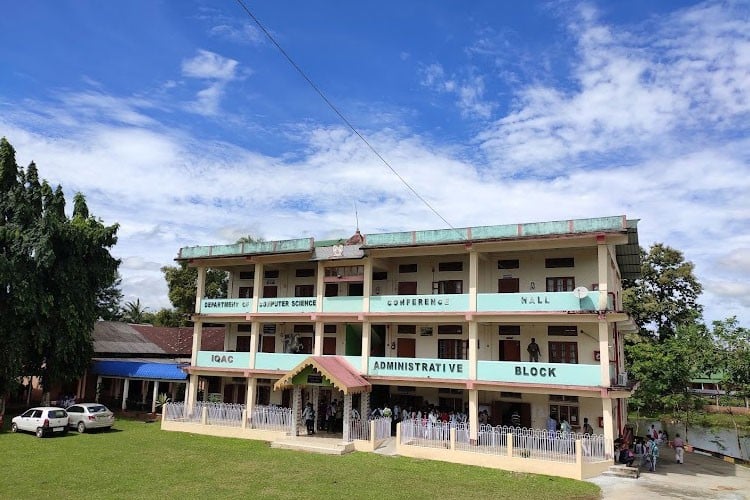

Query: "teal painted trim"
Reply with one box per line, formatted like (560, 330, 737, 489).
(414, 228, 469, 243)
(573, 215, 624, 232)
(180, 246, 211, 258)
(369, 357, 468, 379)
(178, 238, 313, 260)
(341, 356, 363, 371)
(370, 294, 470, 313)
(254, 353, 308, 371)
(365, 232, 414, 246)
(200, 298, 253, 314)
(196, 351, 251, 369)
(210, 243, 243, 256)
(477, 361, 600, 386)
(477, 291, 600, 312)
(322, 297, 364, 313)
(470, 224, 519, 239)
(257, 297, 317, 313)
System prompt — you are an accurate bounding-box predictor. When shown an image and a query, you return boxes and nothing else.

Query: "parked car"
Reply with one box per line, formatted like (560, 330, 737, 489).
(11, 407, 69, 437)
(66, 403, 115, 433)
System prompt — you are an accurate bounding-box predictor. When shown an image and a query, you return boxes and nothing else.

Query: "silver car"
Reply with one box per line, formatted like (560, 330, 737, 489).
(66, 403, 115, 433)
(11, 407, 69, 437)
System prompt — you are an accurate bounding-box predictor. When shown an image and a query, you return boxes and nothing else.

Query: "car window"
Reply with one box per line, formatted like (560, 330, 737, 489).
(32, 410, 43, 418)
(88, 405, 107, 413)
(21, 409, 34, 417)
(68, 406, 81, 413)
(48, 410, 67, 418)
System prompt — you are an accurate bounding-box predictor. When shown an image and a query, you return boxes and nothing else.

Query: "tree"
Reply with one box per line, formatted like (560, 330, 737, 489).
(712, 317, 750, 407)
(122, 298, 150, 324)
(623, 244, 703, 341)
(0, 138, 120, 399)
(626, 322, 713, 416)
(97, 273, 124, 321)
(152, 308, 186, 327)
(161, 263, 227, 317)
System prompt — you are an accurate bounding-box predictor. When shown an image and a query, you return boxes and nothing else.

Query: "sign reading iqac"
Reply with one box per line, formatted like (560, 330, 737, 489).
(211, 354, 234, 364)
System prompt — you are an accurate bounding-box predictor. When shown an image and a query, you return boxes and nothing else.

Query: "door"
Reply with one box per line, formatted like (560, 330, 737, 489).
(498, 278, 520, 293)
(323, 337, 337, 355)
(260, 335, 276, 353)
(299, 336, 313, 354)
(263, 285, 278, 298)
(397, 338, 416, 358)
(397, 281, 417, 295)
(236, 336, 251, 352)
(325, 283, 339, 297)
(370, 324, 386, 357)
(499, 340, 521, 361)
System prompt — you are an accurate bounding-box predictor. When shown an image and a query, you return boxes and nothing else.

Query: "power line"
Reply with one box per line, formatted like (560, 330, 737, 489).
(234, 0, 462, 236)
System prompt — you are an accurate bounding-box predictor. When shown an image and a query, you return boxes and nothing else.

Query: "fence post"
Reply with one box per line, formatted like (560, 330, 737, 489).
(241, 409, 248, 429)
(575, 439, 583, 478)
(396, 422, 401, 450)
(201, 406, 208, 425)
(507, 433, 514, 458)
(370, 419, 376, 447)
(449, 427, 455, 450)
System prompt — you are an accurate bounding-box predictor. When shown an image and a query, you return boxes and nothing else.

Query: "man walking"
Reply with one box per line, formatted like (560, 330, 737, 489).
(673, 433, 685, 464)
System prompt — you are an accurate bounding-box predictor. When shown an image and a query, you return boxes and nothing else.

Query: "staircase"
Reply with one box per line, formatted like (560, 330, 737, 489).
(601, 464, 640, 479)
(270, 436, 355, 455)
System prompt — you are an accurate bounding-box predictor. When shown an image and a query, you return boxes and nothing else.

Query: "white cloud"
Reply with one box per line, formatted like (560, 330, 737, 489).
(181, 50, 238, 81)
(420, 63, 495, 119)
(209, 23, 264, 45)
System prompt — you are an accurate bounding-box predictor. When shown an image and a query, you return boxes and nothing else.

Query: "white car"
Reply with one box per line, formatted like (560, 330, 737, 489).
(66, 403, 115, 433)
(11, 407, 69, 438)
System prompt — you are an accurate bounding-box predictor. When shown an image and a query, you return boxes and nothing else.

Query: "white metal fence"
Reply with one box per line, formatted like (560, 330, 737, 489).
(400, 419, 452, 449)
(349, 418, 370, 441)
(164, 402, 186, 421)
(251, 405, 293, 432)
(206, 402, 245, 427)
(402, 421, 610, 463)
(373, 417, 392, 441)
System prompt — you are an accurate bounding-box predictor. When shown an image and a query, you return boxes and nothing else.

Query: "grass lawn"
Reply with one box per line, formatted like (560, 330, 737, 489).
(0, 417, 600, 500)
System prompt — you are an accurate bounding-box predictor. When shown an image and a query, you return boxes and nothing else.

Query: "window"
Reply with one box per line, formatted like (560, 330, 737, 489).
(293, 324, 314, 333)
(325, 283, 338, 297)
(498, 325, 521, 336)
(438, 261, 463, 272)
(397, 386, 416, 392)
(295, 284, 314, 297)
(437, 325, 463, 335)
(348, 283, 363, 296)
(237, 324, 252, 332)
(548, 325, 578, 336)
(438, 388, 463, 394)
(236, 336, 251, 352)
(323, 324, 337, 334)
(550, 404, 579, 427)
(433, 280, 463, 294)
(239, 271, 254, 280)
(264, 270, 279, 279)
(546, 277, 575, 291)
(545, 257, 574, 268)
(438, 339, 466, 359)
(548, 341, 578, 363)
(238, 286, 253, 298)
(262, 324, 276, 335)
(373, 271, 388, 280)
(397, 325, 416, 335)
(295, 268, 315, 277)
(500, 392, 522, 399)
(439, 398, 463, 411)
(399, 263, 418, 273)
(549, 395, 579, 402)
(498, 259, 520, 269)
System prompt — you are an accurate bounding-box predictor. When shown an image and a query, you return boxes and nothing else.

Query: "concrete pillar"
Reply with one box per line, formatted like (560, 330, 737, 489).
(95, 376, 102, 403)
(468, 388, 479, 443)
(468, 322, 478, 380)
(191, 266, 206, 366)
(362, 257, 372, 314)
(246, 378, 257, 427)
(252, 263, 264, 313)
(361, 392, 370, 419)
(151, 380, 159, 413)
(343, 392, 353, 442)
(602, 397, 615, 457)
(312, 386, 320, 433)
(122, 378, 130, 411)
(314, 321, 324, 356)
(361, 321, 371, 373)
(598, 321, 611, 387)
(597, 241, 609, 310)
(249, 322, 259, 369)
(292, 386, 302, 436)
(187, 374, 199, 413)
(469, 249, 478, 311)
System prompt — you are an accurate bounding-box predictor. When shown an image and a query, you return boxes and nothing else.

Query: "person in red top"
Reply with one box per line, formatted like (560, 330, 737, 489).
(673, 433, 685, 464)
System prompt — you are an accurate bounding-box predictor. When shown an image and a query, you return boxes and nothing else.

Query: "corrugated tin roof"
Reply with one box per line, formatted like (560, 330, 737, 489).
(90, 360, 187, 380)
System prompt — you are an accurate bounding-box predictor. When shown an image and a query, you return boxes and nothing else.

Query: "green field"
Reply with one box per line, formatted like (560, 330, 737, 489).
(0, 417, 600, 500)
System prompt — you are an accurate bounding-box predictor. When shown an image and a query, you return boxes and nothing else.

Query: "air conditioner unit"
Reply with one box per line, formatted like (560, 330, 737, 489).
(617, 373, 628, 386)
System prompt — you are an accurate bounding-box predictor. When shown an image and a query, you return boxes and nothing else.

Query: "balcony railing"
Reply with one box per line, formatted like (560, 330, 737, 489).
(194, 351, 602, 386)
(200, 291, 610, 315)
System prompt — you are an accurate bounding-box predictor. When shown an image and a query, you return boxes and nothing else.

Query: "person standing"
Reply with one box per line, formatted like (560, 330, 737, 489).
(511, 410, 521, 427)
(673, 433, 685, 464)
(527, 338, 541, 362)
(583, 417, 594, 435)
(302, 402, 315, 435)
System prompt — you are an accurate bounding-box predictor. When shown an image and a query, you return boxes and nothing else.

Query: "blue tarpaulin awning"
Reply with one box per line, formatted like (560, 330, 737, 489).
(91, 360, 188, 381)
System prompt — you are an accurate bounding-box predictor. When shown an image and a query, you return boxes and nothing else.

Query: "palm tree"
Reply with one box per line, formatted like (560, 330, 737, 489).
(122, 298, 149, 324)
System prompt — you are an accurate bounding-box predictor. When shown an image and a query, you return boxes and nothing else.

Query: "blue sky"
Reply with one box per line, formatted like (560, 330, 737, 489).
(1, 1, 749, 326)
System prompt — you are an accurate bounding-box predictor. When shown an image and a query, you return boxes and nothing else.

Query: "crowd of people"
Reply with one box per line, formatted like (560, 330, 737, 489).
(616, 425, 685, 471)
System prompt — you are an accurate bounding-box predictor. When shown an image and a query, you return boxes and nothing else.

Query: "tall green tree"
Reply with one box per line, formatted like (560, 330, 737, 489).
(0, 138, 120, 399)
(623, 244, 703, 341)
(122, 298, 150, 324)
(712, 317, 750, 406)
(97, 272, 124, 321)
(161, 263, 227, 317)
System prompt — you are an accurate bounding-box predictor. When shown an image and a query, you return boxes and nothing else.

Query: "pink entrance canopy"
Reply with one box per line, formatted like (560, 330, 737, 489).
(273, 356, 371, 395)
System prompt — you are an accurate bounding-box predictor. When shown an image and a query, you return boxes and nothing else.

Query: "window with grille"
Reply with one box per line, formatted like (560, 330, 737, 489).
(239, 271, 254, 280)
(295, 284, 314, 297)
(437, 325, 463, 335)
(397, 325, 416, 334)
(498, 259, 520, 269)
(498, 325, 521, 336)
(545, 257, 574, 268)
(548, 325, 578, 336)
(549, 404, 579, 427)
(264, 270, 279, 279)
(548, 341, 578, 363)
(399, 263, 418, 273)
(438, 339, 466, 359)
(295, 268, 315, 277)
(438, 261, 463, 272)
(432, 280, 463, 294)
(546, 277, 575, 291)
(238, 286, 253, 298)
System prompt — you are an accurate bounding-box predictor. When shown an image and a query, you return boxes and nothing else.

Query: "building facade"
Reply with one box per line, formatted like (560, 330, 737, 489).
(169, 215, 640, 477)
